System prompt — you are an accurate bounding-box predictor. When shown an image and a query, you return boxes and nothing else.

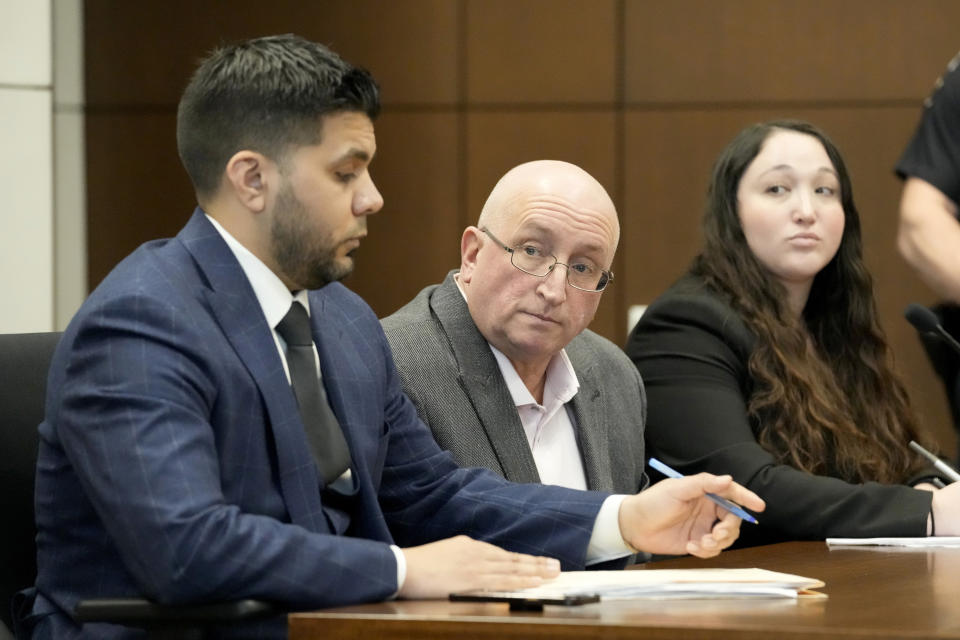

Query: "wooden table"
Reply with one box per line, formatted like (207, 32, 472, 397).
(289, 541, 960, 639)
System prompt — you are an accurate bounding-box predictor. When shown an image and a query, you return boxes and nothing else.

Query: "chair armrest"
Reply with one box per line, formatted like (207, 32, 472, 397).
(74, 598, 275, 625)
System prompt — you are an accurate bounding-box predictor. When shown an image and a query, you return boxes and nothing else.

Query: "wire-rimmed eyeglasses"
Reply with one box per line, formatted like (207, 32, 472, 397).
(481, 227, 614, 292)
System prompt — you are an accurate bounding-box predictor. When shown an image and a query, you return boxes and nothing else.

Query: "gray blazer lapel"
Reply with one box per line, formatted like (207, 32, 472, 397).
(431, 275, 541, 484)
(568, 354, 613, 492)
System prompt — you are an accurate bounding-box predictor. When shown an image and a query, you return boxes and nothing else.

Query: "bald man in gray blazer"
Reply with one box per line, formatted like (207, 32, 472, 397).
(382, 161, 647, 495)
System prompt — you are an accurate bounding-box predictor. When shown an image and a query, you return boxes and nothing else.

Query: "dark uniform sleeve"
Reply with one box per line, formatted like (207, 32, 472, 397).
(625, 285, 932, 547)
(896, 50, 960, 205)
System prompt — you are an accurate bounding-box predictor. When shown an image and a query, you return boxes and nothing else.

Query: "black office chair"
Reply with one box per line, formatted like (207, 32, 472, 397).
(0, 332, 273, 639)
(0, 332, 62, 639)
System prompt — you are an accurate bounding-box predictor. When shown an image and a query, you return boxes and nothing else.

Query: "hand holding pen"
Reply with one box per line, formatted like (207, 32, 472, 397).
(649, 458, 759, 524)
(616, 460, 765, 558)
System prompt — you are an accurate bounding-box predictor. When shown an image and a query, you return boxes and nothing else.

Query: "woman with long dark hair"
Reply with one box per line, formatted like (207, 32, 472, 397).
(626, 119, 960, 547)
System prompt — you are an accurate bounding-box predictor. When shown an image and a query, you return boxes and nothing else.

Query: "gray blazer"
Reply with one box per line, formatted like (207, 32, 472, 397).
(381, 271, 648, 494)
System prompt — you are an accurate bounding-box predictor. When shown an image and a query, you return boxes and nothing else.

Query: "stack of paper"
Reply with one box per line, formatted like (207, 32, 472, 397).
(457, 568, 825, 602)
(827, 536, 960, 547)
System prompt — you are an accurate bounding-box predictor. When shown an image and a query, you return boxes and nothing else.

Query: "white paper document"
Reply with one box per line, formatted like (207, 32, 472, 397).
(827, 536, 960, 548)
(465, 568, 825, 601)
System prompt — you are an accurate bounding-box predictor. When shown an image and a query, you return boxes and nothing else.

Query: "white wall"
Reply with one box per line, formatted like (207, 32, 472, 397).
(0, 0, 85, 334)
(0, 1, 53, 332)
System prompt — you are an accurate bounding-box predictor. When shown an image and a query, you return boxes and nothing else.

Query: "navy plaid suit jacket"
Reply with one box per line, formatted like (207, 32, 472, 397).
(28, 210, 608, 639)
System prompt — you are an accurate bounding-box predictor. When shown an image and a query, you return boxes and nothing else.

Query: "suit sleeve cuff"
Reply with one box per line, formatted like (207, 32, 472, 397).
(585, 494, 635, 565)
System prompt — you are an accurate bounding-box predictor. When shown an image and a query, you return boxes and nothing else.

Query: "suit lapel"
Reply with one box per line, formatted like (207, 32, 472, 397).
(431, 274, 540, 484)
(567, 350, 614, 492)
(178, 210, 326, 531)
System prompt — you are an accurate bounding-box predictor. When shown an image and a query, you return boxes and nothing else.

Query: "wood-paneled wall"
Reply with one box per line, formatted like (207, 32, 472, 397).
(85, 0, 960, 452)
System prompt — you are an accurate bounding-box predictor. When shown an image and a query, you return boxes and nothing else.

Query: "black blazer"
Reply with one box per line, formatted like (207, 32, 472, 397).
(625, 275, 932, 547)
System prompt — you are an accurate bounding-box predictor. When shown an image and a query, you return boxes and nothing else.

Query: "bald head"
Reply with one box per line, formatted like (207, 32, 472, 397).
(477, 160, 620, 249)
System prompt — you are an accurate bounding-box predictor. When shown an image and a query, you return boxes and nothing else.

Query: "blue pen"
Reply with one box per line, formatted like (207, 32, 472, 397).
(648, 458, 759, 524)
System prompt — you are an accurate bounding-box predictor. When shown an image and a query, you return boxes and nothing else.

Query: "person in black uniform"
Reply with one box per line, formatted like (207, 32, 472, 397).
(896, 51, 960, 459)
(897, 50, 960, 302)
(626, 119, 960, 548)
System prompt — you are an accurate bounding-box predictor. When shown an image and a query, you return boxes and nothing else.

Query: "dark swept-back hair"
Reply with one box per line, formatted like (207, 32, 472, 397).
(692, 119, 929, 483)
(177, 34, 380, 199)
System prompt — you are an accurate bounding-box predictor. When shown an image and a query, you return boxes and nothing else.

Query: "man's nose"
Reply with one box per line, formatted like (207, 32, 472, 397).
(536, 263, 568, 303)
(354, 173, 384, 216)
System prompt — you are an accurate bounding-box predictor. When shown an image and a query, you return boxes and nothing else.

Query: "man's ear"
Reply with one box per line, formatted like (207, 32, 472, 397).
(224, 150, 271, 213)
(459, 226, 482, 283)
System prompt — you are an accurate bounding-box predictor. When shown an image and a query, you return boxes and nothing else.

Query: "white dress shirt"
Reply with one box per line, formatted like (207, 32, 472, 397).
(488, 345, 587, 490)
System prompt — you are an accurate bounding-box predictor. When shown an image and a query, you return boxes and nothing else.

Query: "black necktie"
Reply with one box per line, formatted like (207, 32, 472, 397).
(275, 300, 351, 485)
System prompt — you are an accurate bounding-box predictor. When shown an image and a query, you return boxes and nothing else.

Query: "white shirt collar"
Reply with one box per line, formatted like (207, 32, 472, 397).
(489, 344, 579, 415)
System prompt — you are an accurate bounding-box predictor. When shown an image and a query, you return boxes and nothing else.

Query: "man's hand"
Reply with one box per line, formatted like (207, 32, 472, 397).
(619, 474, 765, 558)
(399, 535, 560, 599)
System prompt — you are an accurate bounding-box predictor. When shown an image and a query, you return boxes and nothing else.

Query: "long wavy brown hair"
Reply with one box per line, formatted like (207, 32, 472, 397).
(691, 119, 929, 483)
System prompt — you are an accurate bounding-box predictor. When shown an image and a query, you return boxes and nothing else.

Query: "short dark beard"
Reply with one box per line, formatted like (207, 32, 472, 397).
(270, 183, 354, 290)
